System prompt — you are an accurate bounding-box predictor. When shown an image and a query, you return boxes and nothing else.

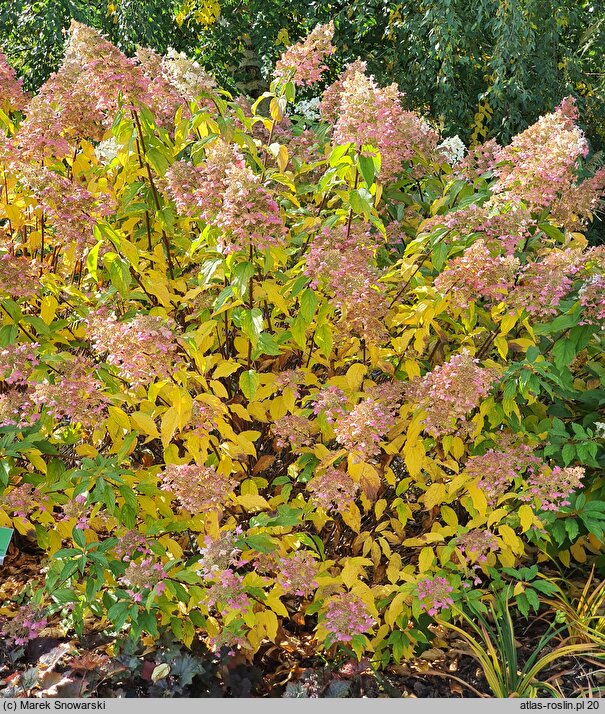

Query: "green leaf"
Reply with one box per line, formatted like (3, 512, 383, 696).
(240, 308, 263, 346)
(86, 241, 103, 282)
(255, 332, 282, 356)
(244, 533, 276, 553)
(349, 188, 373, 218)
(300, 288, 317, 322)
(72, 528, 86, 548)
(358, 153, 375, 186)
(239, 370, 259, 400)
(314, 323, 333, 358)
(231, 261, 254, 299)
(561, 443, 575, 466)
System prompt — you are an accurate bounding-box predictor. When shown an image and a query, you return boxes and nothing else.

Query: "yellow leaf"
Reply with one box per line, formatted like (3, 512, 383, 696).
(487, 508, 508, 527)
(345, 363, 367, 392)
(466, 482, 488, 517)
(213, 360, 241, 379)
(40, 295, 58, 324)
(499, 311, 518, 336)
(76, 444, 98, 457)
(403, 441, 425, 478)
(387, 553, 402, 584)
(374, 499, 387, 520)
(265, 595, 288, 617)
(341, 501, 361, 533)
(494, 335, 508, 359)
(385, 592, 407, 627)
(340, 560, 360, 589)
(423, 482, 446, 510)
(518, 504, 534, 533)
(418, 546, 434, 573)
(108, 405, 130, 430)
(130, 411, 160, 439)
(161, 406, 180, 447)
(276, 145, 289, 172)
(404, 359, 421, 379)
(261, 609, 279, 641)
(498, 524, 524, 554)
(236, 493, 270, 512)
(570, 540, 587, 563)
(440, 505, 458, 528)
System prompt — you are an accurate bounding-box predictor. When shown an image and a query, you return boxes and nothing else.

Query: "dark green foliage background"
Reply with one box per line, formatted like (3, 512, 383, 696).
(2, 0, 604, 144)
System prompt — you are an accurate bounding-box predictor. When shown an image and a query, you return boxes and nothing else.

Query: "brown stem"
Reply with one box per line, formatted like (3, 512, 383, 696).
(247, 244, 254, 371)
(132, 110, 174, 279)
(39, 213, 45, 276)
(477, 330, 497, 360)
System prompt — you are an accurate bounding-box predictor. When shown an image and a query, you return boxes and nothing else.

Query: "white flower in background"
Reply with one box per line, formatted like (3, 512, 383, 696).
(438, 135, 466, 164)
(162, 48, 216, 99)
(595, 422, 605, 439)
(94, 137, 119, 163)
(294, 97, 321, 122)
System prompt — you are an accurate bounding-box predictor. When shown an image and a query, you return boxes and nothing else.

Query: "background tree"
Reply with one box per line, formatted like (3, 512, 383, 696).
(1, 0, 604, 150)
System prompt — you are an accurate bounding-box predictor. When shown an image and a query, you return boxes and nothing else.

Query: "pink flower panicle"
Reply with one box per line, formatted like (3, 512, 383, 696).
(334, 395, 399, 461)
(456, 529, 499, 565)
(551, 167, 605, 231)
(521, 465, 584, 512)
(312, 385, 348, 423)
(464, 441, 540, 505)
(454, 138, 500, 182)
(307, 467, 359, 513)
(0, 52, 28, 112)
(416, 576, 454, 616)
(205, 568, 250, 614)
(185, 399, 223, 438)
(275, 369, 305, 398)
(305, 224, 387, 342)
(0, 253, 39, 299)
(332, 69, 438, 182)
(0, 342, 39, 385)
(272, 414, 314, 451)
(424, 199, 533, 256)
(1, 605, 47, 646)
(0, 387, 39, 428)
(322, 592, 374, 643)
(30, 358, 108, 428)
(113, 530, 152, 562)
(135, 47, 185, 129)
(87, 312, 181, 387)
(320, 60, 367, 125)
(216, 163, 287, 253)
(435, 239, 519, 309)
(197, 529, 243, 578)
(405, 351, 497, 438)
(119, 557, 167, 602)
(161, 48, 216, 101)
(1, 482, 48, 519)
(578, 274, 605, 325)
(510, 249, 584, 318)
(23, 167, 116, 254)
(164, 140, 244, 222)
(59, 493, 90, 530)
(493, 97, 589, 212)
(275, 551, 318, 597)
(15, 22, 149, 159)
(274, 22, 335, 87)
(160, 464, 236, 514)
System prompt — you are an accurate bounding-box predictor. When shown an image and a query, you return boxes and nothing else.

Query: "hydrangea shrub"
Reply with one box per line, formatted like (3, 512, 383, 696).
(0, 22, 604, 663)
